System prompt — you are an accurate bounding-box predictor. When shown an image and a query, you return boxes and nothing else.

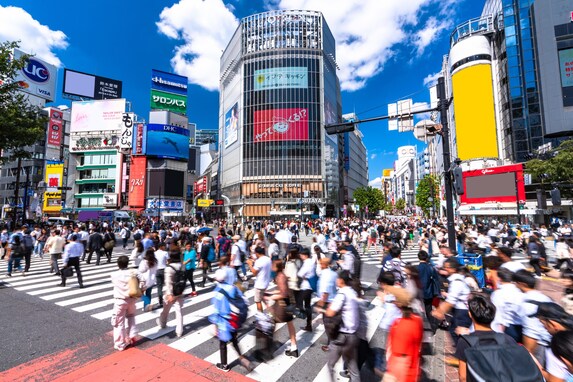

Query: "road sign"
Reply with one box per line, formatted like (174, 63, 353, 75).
(214, 199, 224, 206)
(197, 199, 214, 207)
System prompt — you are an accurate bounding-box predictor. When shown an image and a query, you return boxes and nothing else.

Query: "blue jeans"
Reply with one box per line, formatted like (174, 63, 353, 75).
(7, 256, 22, 274)
(142, 285, 153, 308)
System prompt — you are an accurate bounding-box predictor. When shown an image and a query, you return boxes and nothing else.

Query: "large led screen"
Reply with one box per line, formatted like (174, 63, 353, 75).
(254, 67, 308, 90)
(559, 48, 573, 88)
(224, 102, 239, 148)
(460, 164, 525, 204)
(71, 99, 126, 132)
(146, 124, 190, 161)
(253, 108, 308, 143)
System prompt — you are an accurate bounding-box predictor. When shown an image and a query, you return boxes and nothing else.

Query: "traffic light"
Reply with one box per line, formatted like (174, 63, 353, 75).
(324, 122, 355, 135)
(537, 189, 547, 209)
(551, 188, 561, 206)
(452, 166, 464, 195)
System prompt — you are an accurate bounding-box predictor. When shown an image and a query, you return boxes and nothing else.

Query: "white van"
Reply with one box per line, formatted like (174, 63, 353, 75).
(47, 217, 73, 226)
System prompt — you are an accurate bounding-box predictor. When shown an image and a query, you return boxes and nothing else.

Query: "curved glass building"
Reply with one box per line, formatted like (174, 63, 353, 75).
(218, 10, 342, 219)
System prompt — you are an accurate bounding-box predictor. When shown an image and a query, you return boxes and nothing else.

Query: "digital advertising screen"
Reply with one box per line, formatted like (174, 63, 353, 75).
(224, 102, 239, 148)
(559, 48, 573, 88)
(253, 108, 308, 143)
(460, 164, 525, 204)
(146, 124, 190, 161)
(254, 67, 308, 91)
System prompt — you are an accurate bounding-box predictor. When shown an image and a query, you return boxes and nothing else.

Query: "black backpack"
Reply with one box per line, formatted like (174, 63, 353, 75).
(461, 332, 544, 382)
(168, 265, 186, 296)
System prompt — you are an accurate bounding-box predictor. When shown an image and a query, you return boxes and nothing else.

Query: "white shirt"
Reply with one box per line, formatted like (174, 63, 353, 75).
(500, 261, 526, 273)
(446, 273, 470, 310)
(318, 268, 338, 303)
(154, 249, 169, 270)
(546, 348, 571, 380)
(490, 283, 524, 332)
(330, 286, 359, 334)
(253, 255, 271, 290)
(316, 234, 327, 252)
(522, 290, 552, 346)
(111, 269, 138, 299)
(231, 243, 243, 267)
(138, 260, 157, 288)
(297, 258, 316, 290)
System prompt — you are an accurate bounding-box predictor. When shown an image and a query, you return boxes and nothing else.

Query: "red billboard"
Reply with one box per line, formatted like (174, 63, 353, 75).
(128, 157, 147, 208)
(253, 108, 308, 143)
(47, 108, 63, 147)
(194, 176, 208, 197)
(460, 163, 525, 205)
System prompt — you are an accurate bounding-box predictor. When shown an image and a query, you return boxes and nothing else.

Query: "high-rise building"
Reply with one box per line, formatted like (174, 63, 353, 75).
(218, 10, 342, 219)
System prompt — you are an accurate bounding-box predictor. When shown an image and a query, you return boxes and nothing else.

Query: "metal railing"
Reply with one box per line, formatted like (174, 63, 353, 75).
(450, 15, 496, 47)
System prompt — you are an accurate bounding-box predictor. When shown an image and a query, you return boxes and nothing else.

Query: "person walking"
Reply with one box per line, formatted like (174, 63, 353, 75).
(182, 242, 198, 297)
(269, 260, 299, 357)
(297, 248, 316, 331)
(59, 234, 84, 288)
(6, 235, 24, 277)
(21, 228, 35, 276)
(44, 229, 66, 275)
(156, 251, 184, 337)
(490, 267, 524, 342)
(34, 228, 48, 260)
(154, 242, 169, 308)
(103, 227, 116, 263)
(120, 225, 131, 249)
(199, 236, 215, 287)
(417, 250, 440, 333)
(230, 235, 247, 281)
(246, 246, 272, 313)
(317, 257, 338, 352)
(138, 249, 158, 312)
(86, 228, 104, 265)
(111, 255, 140, 351)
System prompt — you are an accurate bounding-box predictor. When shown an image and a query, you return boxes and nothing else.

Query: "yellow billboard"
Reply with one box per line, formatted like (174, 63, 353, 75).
(43, 163, 64, 213)
(382, 169, 392, 177)
(451, 64, 498, 161)
(197, 199, 214, 207)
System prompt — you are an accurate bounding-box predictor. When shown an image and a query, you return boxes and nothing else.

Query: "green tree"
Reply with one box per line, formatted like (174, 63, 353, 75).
(353, 186, 386, 216)
(395, 198, 406, 212)
(525, 140, 573, 188)
(416, 174, 440, 217)
(0, 41, 47, 162)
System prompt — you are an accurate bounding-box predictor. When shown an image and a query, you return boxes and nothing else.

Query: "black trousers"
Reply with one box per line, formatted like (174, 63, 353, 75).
(220, 331, 241, 365)
(185, 269, 195, 292)
(156, 269, 165, 305)
(424, 298, 438, 333)
(23, 250, 32, 272)
(299, 289, 312, 328)
(86, 248, 104, 264)
(61, 257, 83, 287)
(530, 257, 543, 276)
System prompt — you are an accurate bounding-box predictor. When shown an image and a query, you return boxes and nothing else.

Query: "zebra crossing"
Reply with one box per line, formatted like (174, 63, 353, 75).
(0, 249, 388, 381)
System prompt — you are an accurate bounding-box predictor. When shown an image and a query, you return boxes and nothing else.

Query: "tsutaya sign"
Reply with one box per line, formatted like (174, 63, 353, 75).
(258, 183, 301, 189)
(301, 198, 323, 204)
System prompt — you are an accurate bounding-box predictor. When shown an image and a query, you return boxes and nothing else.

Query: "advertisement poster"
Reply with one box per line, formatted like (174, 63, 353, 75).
(150, 89, 187, 114)
(224, 102, 239, 148)
(133, 123, 146, 155)
(146, 124, 190, 161)
(253, 108, 309, 143)
(151, 69, 188, 96)
(128, 157, 146, 208)
(63, 69, 122, 100)
(43, 162, 63, 213)
(47, 108, 63, 147)
(254, 67, 308, 90)
(559, 48, 573, 88)
(70, 99, 126, 132)
(13, 49, 57, 101)
(120, 113, 134, 150)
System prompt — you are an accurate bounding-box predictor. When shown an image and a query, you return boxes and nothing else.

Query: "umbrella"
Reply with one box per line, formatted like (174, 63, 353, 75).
(197, 227, 213, 234)
(274, 229, 293, 244)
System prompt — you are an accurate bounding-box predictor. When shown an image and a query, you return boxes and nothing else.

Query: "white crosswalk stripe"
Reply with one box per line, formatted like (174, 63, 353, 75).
(0, 243, 529, 381)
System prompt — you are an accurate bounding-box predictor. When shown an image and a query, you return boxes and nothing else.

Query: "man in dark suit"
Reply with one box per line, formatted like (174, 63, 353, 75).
(86, 229, 104, 265)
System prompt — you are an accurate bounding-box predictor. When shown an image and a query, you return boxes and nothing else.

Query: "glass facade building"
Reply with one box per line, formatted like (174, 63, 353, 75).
(219, 10, 342, 218)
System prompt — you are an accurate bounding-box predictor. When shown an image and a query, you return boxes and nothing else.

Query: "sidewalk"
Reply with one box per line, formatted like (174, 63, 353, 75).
(0, 333, 254, 382)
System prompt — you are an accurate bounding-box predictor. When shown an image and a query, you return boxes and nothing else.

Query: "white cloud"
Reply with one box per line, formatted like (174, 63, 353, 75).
(370, 153, 377, 160)
(158, 0, 462, 92)
(0, 6, 68, 67)
(423, 71, 441, 86)
(156, 0, 240, 91)
(369, 177, 382, 188)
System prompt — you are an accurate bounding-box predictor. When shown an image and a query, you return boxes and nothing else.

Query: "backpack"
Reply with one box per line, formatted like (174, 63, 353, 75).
(233, 244, 246, 262)
(168, 265, 187, 296)
(218, 286, 248, 329)
(461, 332, 544, 382)
(324, 294, 346, 340)
(125, 229, 131, 239)
(370, 228, 377, 239)
(22, 235, 34, 252)
(221, 237, 232, 254)
(207, 244, 216, 263)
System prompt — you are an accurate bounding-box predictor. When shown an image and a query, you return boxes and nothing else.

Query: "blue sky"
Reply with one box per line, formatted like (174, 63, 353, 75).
(0, 0, 485, 186)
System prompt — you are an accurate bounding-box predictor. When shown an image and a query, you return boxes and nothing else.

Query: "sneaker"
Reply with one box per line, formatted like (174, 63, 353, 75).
(285, 349, 299, 358)
(5, 273, 11, 277)
(191, 291, 198, 297)
(300, 325, 312, 332)
(156, 318, 166, 329)
(216, 363, 230, 372)
(445, 356, 460, 367)
(113, 345, 126, 351)
(339, 370, 350, 379)
(144, 304, 154, 312)
(321, 345, 329, 352)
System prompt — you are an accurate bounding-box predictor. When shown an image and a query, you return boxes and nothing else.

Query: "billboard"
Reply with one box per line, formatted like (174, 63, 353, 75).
(44, 162, 64, 213)
(559, 48, 573, 88)
(383, 169, 393, 177)
(119, 113, 134, 150)
(451, 64, 498, 160)
(253, 108, 308, 143)
(146, 199, 184, 211)
(70, 99, 126, 132)
(147, 170, 184, 197)
(63, 69, 122, 100)
(151, 69, 188, 96)
(13, 49, 57, 101)
(47, 108, 63, 147)
(254, 67, 308, 90)
(133, 123, 146, 155)
(150, 89, 187, 114)
(128, 157, 146, 208)
(146, 124, 190, 161)
(460, 164, 525, 205)
(224, 102, 239, 148)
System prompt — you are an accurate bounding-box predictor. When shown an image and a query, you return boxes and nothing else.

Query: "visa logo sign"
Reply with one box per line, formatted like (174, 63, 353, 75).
(37, 88, 51, 97)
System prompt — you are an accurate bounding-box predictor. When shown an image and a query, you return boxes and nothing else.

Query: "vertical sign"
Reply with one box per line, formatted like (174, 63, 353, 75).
(120, 112, 134, 150)
(47, 108, 63, 147)
(128, 157, 147, 207)
(133, 123, 146, 155)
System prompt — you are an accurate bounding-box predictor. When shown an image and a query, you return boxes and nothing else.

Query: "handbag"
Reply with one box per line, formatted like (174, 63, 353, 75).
(128, 272, 143, 298)
(62, 267, 74, 278)
(104, 240, 115, 251)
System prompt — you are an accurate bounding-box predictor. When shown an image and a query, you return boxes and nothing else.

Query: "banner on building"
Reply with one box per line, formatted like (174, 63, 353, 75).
(253, 108, 308, 143)
(44, 162, 64, 213)
(194, 176, 208, 197)
(71, 99, 126, 132)
(133, 123, 146, 155)
(128, 157, 146, 208)
(151, 69, 188, 96)
(224, 102, 239, 148)
(63, 69, 122, 100)
(103, 193, 118, 207)
(120, 112, 134, 150)
(147, 199, 184, 210)
(13, 49, 57, 101)
(47, 108, 63, 147)
(254, 67, 308, 90)
(146, 124, 189, 161)
(150, 89, 187, 114)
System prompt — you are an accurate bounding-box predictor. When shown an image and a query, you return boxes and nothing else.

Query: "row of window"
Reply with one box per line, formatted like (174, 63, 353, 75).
(77, 197, 103, 208)
(79, 168, 116, 180)
(80, 154, 116, 166)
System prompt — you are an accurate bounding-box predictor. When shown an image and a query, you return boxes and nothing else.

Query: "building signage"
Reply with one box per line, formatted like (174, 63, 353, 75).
(150, 89, 187, 114)
(70, 99, 126, 132)
(70, 135, 119, 151)
(558, 48, 573, 88)
(257, 183, 301, 189)
(44, 162, 64, 213)
(133, 123, 146, 155)
(224, 102, 239, 148)
(120, 113, 134, 150)
(47, 108, 63, 147)
(63, 69, 122, 100)
(103, 193, 118, 207)
(194, 176, 208, 196)
(151, 69, 188, 96)
(128, 157, 146, 208)
(253, 108, 308, 143)
(146, 124, 190, 161)
(254, 67, 308, 90)
(301, 198, 323, 204)
(146, 199, 184, 210)
(13, 49, 57, 101)
(197, 199, 214, 207)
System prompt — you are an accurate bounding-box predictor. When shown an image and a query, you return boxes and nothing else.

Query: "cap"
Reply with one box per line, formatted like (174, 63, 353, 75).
(232, 235, 241, 240)
(529, 302, 573, 327)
